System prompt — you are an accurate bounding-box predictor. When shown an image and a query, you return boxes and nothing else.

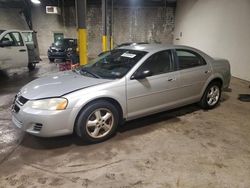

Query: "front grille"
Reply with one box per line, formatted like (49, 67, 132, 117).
(17, 96, 28, 105)
(33, 123, 43, 131)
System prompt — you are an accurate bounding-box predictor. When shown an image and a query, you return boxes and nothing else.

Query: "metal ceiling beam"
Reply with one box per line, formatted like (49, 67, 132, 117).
(22, 0, 33, 30)
(40, 0, 176, 7)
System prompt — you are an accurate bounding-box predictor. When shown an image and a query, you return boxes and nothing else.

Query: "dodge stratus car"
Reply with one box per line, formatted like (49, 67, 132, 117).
(12, 44, 231, 143)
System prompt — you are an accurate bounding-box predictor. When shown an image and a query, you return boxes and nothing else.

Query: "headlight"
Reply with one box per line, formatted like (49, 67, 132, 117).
(26, 98, 68, 110)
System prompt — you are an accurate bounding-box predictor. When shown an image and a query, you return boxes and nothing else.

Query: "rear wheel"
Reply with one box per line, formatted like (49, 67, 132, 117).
(75, 100, 119, 143)
(28, 63, 36, 71)
(200, 82, 222, 109)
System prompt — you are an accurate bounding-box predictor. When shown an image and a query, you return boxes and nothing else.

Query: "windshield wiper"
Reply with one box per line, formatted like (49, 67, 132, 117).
(80, 68, 101, 79)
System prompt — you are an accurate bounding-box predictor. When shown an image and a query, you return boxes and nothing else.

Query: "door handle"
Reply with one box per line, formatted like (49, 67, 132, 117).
(168, 77, 176, 82)
(19, 49, 26, 52)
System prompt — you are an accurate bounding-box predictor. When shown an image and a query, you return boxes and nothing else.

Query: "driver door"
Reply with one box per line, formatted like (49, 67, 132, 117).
(0, 31, 28, 69)
(126, 50, 181, 120)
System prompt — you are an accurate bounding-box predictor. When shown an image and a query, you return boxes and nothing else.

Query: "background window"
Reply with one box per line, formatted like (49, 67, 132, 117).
(137, 50, 172, 76)
(176, 49, 206, 70)
(54, 32, 64, 43)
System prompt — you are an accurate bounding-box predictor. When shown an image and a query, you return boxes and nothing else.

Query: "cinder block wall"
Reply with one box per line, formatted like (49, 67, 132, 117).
(32, 5, 175, 56)
(113, 7, 175, 46)
(0, 8, 29, 30)
(1, 5, 175, 57)
(31, 5, 77, 57)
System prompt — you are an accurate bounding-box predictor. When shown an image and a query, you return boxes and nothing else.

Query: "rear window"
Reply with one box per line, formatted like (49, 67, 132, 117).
(176, 49, 206, 70)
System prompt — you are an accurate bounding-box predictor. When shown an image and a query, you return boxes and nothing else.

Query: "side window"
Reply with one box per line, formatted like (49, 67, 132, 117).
(1, 34, 14, 45)
(12, 32, 24, 46)
(22, 32, 33, 44)
(137, 50, 172, 76)
(176, 49, 206, 70)
(0, 32, 24, 46)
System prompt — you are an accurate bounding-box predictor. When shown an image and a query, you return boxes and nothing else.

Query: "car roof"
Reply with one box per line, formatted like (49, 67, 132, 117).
(118, 44, 195, 53)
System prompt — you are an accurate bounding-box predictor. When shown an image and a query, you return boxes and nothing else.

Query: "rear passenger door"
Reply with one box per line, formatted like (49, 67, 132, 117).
(175, 49, 211, 102)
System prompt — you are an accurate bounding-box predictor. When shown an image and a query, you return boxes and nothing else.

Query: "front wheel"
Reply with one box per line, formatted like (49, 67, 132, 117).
(28, 63, 36, 71)
(200, 82, 222, 109)
(75, 101, 119, 143)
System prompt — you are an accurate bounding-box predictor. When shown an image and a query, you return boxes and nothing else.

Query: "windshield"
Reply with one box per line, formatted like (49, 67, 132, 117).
(53, 39, 76, 48)
(75, 49, 147, 79)
(53, 40, 63, 47)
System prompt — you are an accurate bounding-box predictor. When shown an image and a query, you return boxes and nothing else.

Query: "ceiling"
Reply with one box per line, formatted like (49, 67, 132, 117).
(0, 0, 176, 8)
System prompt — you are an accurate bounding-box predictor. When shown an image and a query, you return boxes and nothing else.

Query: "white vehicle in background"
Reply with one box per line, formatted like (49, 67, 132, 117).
(0, 30, 40, 71)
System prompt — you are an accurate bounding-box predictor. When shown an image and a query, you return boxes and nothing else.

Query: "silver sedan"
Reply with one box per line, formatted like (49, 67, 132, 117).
(12, 44, 231, 143)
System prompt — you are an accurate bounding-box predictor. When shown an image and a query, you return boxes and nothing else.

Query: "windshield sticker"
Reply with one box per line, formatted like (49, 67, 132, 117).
(121, 53, 136, 58)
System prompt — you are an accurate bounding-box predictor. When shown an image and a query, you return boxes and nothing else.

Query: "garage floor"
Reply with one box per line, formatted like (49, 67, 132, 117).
(0, 59, 250, 188)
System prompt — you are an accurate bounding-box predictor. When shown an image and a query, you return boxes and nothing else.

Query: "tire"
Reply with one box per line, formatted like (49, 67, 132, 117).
(49, 58, 55, 62)
(28, 63, 36, 71)
(200, 82, 222, 109)
(75, 100, 119, 143)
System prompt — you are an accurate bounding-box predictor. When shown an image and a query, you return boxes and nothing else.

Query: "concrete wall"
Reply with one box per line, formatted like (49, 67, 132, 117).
(113, 7, 175, 45)
(31, 5, 175, 57)
(0, 5, 175, 57)
(31, 5, 77, 57)
(174, 0, 250, 81)
(0, 8, 29, 30)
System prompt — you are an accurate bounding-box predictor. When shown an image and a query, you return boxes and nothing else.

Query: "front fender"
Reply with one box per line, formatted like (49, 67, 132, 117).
(64, 82, 127, 126)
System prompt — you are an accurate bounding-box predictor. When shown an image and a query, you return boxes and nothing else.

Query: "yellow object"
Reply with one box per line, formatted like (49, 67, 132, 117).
(110, 36, 113, 50)
(78, 29, 88, 65)
(102, 35, 108, 52)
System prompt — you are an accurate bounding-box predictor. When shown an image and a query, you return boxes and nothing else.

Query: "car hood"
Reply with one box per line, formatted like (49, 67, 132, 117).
(20, 71, 111, 100)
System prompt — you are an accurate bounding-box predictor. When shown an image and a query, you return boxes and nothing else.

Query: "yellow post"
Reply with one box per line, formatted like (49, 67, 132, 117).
(78, 29, 88, 65)
(102, 0, 108, 52)
(76, 0, 87, 66)
(102, 35, 108, 52)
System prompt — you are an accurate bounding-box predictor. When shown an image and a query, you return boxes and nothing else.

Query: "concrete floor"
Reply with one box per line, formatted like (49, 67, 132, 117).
(0, 59, 250, 188)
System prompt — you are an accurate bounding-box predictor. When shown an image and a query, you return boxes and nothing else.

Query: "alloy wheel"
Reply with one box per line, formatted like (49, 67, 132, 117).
(207, 85, 220, 106)
(86, 108, 114, 138)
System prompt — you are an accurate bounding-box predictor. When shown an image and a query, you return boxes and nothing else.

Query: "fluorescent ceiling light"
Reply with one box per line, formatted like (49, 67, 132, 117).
(31, 0, 41, 4)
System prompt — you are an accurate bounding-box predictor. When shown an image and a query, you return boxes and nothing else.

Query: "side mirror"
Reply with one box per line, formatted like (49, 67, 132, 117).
(131, 70, 152, 80)
(0, 40, 13, 47)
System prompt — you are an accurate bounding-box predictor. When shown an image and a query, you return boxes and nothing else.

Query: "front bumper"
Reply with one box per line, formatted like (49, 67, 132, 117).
(48, 51, 67, 59)
(11, 102, 75, 137)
